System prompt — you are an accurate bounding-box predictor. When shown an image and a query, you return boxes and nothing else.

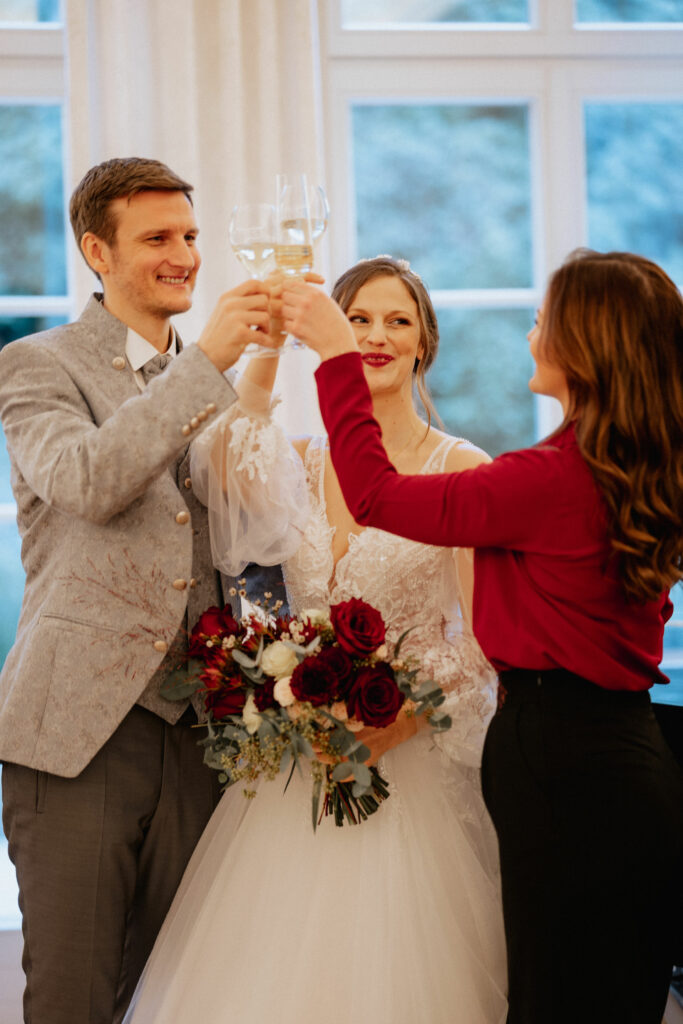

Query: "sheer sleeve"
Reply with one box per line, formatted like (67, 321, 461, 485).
(420, 547, 497, 769)
(189, 373, 309, 576)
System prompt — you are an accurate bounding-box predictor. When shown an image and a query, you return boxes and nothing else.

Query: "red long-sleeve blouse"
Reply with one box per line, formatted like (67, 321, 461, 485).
(315, 353, 672, 691)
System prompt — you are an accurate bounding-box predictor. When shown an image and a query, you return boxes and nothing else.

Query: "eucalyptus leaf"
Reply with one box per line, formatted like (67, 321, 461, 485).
(159, 662, 203, 701)
(350, 761, 372, 787)
(392, 626, 415, 660)
(311, 774, 323, 832)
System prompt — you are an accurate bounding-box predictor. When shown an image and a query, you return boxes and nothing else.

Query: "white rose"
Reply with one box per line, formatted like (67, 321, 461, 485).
(301, 608, 332, 628)
(273, 676, 296, 707)
(260, 641, 298, 680)
(330, 700, 349, 722)
(242, 693, 262, 734)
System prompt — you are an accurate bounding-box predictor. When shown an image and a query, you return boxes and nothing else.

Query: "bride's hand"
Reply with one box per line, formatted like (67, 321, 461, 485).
(314, 706, 421, 778)
(268, 271, 324, 343)
(281, 281, 359, 361)
(352, 707, 420, 765)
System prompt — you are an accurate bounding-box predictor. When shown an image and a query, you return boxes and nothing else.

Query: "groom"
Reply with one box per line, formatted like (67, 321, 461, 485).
(0, 157, 274, 1023)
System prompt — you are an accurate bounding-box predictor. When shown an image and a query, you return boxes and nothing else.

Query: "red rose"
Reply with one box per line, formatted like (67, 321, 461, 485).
(290, 654, 339, 707)
(346, 663, 404, 728)
(190, 605, 239, 657)
(204, 673, 246, 719)
(314, 646, 355, 700)
(330, 598, 386, 658)
(253, 676, 277, 711)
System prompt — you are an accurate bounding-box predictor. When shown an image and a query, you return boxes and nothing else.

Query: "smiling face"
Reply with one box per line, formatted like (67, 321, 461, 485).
(527, 304, 570, 413)
(82, 189, 201, 335)
(346, 275, 424, 398)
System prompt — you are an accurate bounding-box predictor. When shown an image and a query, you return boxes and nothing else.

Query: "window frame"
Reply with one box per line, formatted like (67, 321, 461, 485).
(0, 21, 70, 522)
(318, 0, 683, 665)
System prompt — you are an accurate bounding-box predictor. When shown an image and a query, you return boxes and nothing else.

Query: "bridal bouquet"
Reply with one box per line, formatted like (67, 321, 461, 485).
(163, 593, 451, 829)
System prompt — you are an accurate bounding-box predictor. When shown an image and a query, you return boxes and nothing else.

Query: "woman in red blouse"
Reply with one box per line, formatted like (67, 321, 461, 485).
(282, 250, 683, 1024)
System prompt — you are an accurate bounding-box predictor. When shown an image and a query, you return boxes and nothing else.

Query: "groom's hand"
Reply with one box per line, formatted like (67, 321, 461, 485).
(197, 279, 273, 372)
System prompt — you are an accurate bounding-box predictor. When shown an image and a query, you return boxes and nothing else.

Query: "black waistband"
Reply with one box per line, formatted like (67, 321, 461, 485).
(498, 668, 651, 707)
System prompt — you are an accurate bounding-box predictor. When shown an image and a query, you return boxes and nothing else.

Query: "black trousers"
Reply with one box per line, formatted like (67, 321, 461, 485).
(481, 669, 683, 1024)
(2, 705, 221, 1024)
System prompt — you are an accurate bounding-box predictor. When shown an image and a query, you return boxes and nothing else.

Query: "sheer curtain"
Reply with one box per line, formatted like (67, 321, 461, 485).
(65, 0, 326, 432)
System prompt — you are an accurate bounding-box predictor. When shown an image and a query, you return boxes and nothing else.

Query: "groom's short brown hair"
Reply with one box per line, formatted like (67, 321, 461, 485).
(69, 157, 194, 250)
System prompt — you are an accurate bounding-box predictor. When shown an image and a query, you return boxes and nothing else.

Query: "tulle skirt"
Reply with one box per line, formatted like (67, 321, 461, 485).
(124, 733, 507, 1023)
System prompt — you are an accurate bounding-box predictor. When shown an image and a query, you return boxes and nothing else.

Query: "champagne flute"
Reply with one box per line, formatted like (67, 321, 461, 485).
(275, 174, 329, 349)
(228, 201, 279, 357)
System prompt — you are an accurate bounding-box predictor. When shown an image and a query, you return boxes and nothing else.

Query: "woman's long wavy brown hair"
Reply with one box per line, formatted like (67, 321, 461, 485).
(539, 249, 683, 602)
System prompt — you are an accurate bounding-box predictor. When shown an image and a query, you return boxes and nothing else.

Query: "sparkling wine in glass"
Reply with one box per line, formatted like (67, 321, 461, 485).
(275, 174, 329, 349)
(229, 202, 276, 280)
(275, 175, 328, 277)
(228, 201, 279, 357)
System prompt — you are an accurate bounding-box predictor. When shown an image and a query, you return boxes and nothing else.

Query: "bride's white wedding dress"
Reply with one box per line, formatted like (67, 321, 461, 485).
(124, 432, 507, 1024)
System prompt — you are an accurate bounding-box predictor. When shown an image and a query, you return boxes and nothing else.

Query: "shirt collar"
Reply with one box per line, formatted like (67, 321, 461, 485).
(125, 326, 178, 371)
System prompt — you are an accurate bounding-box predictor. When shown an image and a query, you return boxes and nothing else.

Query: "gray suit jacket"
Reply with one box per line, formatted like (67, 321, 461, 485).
(0, 295, 238, 776)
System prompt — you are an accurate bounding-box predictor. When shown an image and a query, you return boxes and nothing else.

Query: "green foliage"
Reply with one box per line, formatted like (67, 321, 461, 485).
(353, 103, 533, 290)
(586, 103, 683, 283)
(342, 0, 527, 24)
(576, 0, 683, 21)
(0, 105, 66, 295)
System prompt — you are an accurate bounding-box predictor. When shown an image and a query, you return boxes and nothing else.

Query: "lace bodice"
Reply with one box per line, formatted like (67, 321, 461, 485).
(283, 437, 496, 766)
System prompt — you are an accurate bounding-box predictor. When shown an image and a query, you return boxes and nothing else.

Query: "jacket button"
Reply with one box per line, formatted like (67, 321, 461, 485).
(190, 416, 200, 430)
(173, 578, 188, 590)
(175, 510, 190, 524)
(153, 640, 168, 653)
(184, 477, 192, 489)
(189, 577, 197, 588)
(112, 356, 126, 370)
(197, 410, 208, 422)
(181, 424, 191, 436)
(205, 402, 217, 414)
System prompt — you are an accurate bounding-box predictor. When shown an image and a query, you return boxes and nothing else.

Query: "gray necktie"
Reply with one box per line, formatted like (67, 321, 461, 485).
(141, 352, 171, 384)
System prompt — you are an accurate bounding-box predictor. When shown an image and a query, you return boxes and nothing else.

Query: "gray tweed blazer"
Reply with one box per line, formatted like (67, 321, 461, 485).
(0, 295, 237, 776)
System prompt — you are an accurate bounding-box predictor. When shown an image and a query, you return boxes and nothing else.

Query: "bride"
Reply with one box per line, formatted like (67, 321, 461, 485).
(123, 257, 507, 1023)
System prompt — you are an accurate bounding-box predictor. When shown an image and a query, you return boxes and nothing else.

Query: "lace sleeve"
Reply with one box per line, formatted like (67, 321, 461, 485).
(422, 548, 497, 769)
(189, 374, 309, 576)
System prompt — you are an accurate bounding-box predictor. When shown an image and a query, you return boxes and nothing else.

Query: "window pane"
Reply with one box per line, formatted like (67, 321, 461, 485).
(0, 0, 60, 21)
(0, 519, 23, 671)
(585, 103, 683, 284)
(576, 0, 683, 23)
(342, 0, 528, 24)
(0, 315, 66, 355)
(426, 307, 535, 456)
(352, 104, 532, 289)
(0, 105, 66, 296)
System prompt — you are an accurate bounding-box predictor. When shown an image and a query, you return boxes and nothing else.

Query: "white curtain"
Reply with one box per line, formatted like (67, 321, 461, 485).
(65, 0, 326, 433)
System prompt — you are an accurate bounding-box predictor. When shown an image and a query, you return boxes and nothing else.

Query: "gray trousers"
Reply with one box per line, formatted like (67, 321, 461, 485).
(2, 704, 221, 1024)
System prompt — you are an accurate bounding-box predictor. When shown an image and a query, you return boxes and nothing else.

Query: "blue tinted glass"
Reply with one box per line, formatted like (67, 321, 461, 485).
(353, 104, 532, 289)
(0, 803, 21, 928)
(0, 520, 23, 672)
(585, 103, 683, 284)
(0, 0, 60, 21)
(576, 0, 683, 22)
(425, 307, 535, 456)
(0, 105, 66, 296)
(342, 0, 528, 23)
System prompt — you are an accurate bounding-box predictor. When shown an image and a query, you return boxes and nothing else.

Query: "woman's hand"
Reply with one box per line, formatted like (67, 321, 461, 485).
(352, 707, 420, 764)
(314, 705, 421, 776)
(281, 281, 359, 361)
(268, 272, 325, 342)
